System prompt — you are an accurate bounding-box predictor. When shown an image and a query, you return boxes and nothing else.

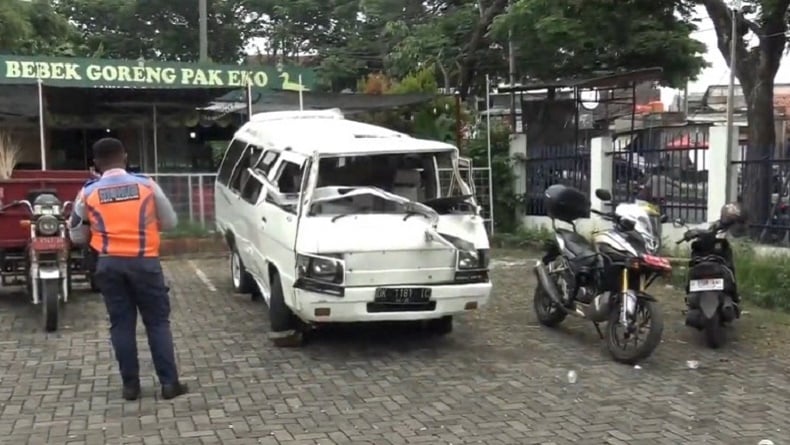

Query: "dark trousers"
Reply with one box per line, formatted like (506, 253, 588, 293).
(95, 256, 179, 386)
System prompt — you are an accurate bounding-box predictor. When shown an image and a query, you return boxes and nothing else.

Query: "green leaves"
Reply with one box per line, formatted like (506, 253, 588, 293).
(493, 0, 708, 87)
(6, 0, 711, 96)
(56, 0, 246, 62)
(0, 0, 84, 56)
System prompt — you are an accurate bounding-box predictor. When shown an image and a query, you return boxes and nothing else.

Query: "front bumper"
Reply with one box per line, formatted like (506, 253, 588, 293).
(290, 282, 492, 323)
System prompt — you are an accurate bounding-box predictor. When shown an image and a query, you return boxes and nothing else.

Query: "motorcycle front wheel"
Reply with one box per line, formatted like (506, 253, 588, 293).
(40, 279, 60, 333)
(605, 299, 664, 365)
(533, 284, 567, 327)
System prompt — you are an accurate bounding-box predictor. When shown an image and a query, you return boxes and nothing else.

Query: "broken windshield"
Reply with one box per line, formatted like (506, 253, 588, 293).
(307, 150, 476, 217)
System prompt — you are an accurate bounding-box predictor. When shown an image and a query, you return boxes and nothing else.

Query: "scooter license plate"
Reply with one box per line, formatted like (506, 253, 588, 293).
(689, 278, 724, 292)
(32, 237, 65, 251)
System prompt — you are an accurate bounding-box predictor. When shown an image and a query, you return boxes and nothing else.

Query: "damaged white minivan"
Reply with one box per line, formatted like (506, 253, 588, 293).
(214, 109, 491, 346)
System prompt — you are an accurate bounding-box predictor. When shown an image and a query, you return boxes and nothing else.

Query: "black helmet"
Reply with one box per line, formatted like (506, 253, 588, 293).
(720, 202, 745, 226)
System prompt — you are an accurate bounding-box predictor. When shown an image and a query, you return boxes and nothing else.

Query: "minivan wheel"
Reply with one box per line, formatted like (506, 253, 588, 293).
(268, 271, 304, 347)
(230, 247, 253, 294)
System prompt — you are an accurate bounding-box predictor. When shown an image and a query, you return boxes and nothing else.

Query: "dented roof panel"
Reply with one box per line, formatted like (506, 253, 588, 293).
(234, 114, 457, 156)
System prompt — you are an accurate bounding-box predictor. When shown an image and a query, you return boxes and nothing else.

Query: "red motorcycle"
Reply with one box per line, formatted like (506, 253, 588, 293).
(3, 193, 73, 332)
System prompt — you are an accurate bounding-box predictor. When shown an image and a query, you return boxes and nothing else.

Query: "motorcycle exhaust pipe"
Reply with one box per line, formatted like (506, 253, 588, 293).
(533, 261, 565, 307)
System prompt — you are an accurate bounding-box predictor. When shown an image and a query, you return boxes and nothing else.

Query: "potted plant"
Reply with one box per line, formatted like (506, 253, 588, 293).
(0, 131, 22, 180)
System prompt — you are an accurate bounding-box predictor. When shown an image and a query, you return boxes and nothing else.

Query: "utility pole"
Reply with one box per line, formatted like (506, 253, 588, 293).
(508, 0, 517, 130)
(199, 0, 208, 62)
(724, 3, 739, 201)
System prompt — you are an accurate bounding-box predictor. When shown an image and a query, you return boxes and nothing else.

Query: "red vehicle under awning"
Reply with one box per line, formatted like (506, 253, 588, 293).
(666, 134, 709, 150)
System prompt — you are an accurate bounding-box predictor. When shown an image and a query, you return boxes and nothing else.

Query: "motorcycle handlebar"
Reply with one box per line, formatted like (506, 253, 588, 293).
(1, 199, 33, 214)
(591, 208, 616, 221)
(676, 220, 725, 244)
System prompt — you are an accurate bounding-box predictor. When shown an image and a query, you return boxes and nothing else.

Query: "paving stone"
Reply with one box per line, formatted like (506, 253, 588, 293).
(0, 256, 787, 444)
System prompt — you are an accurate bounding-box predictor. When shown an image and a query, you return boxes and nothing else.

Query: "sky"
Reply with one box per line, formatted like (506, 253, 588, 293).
(660, 5, 790, 106)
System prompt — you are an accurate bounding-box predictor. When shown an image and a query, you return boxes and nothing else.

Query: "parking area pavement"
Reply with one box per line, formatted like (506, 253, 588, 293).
(0, 253, 789, 445)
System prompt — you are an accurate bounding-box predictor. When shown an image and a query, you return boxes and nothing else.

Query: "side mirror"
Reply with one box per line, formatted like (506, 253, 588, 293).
(673, 218, 686, 228)
(660, 214, 669, 223)
(595, 189, 612, 201)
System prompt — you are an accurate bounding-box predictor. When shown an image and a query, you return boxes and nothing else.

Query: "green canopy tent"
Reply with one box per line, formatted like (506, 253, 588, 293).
(0, 55, 315, 172)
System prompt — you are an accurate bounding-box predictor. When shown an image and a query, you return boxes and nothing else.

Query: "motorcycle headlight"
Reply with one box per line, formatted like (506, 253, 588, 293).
(296, 254, 344, 284)
(37, 215, 59, 236)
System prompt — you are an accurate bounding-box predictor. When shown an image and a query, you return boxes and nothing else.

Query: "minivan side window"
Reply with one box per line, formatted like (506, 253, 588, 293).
(254, 149, 280, 176)
(217, 139, 248, 186)
(240, 174, 264, 204)
(229, 145, 262, 192)
(275, 160, 304, 194)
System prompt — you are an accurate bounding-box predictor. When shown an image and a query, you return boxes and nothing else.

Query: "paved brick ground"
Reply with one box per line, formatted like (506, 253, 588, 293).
(0, 254, 789, 444)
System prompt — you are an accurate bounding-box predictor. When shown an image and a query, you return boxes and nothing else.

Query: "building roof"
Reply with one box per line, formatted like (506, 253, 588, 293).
(204, 90, 436, 115)
(496, 67, 663, 92)
(234, 110, 457, 156)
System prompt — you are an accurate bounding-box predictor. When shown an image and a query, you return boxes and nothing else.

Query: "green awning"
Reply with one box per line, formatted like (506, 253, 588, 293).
(0, 55, 315, 91)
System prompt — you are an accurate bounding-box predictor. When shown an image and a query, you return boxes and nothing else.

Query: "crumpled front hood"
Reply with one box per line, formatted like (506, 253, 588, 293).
(296, 214, 454, 253)
(297, 186, 488, 253)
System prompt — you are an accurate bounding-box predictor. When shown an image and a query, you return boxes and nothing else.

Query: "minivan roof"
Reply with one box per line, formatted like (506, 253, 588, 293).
(234, 110, 458, 157)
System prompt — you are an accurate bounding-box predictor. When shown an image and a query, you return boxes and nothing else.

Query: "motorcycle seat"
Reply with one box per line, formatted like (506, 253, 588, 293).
(556, 228, 598, 262)
(690, 254, 730, 268)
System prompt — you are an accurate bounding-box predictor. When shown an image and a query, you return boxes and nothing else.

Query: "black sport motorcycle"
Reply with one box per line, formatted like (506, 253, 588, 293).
(533, 185, 671, 364)
(676, 211, 742, 348)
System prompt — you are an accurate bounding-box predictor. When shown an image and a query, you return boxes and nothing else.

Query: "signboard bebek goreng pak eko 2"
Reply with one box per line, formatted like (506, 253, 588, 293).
(0, 55, 314, 90)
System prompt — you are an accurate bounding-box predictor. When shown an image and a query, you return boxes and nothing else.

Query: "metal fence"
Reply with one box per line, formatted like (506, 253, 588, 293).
(149, 173, 217, 229)
(151, 169, 492, 230)
(611, 130, 709, 224)
(524, 143, 591, 215)
(438, 167, 492, 230)
(732, 144, 790, 245)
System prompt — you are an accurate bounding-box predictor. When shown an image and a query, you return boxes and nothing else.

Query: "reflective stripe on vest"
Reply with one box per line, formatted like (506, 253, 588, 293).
(83, 173, 161, 257)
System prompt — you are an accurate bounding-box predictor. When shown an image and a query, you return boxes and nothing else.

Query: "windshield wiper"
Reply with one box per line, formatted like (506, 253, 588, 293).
(331, 213, 354, 222)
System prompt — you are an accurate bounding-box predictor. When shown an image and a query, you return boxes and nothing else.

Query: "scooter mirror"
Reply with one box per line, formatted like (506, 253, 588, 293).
(673, 217, 685, 228)
(595, 189, 612, 201)
(660, 214, 669, 223)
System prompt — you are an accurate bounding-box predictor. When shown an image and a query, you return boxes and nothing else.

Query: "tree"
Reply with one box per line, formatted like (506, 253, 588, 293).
(56, 0, 246, 62)
(314, 0, 509, 96)
(354, 67, 462, 141)
(493, 0, 707, 87)
(700, 0, 790, 229)
(385, 1, 496, 92)
(0, 0, 84, 56)
(243, 0, 335, 61)
(457, 0, 508, 97)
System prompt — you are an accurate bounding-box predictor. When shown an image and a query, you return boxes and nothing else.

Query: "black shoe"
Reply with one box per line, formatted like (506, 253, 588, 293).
(122, 383, 141, 401)
(161, 382, 188, 400)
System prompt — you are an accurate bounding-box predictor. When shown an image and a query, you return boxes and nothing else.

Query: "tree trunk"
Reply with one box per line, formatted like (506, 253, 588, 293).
(700, 0, 789, 238)
(741, 75, 775, 235)
(457, 0, 508, 98)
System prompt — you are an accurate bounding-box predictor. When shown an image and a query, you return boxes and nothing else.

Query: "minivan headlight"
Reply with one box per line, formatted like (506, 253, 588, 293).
(296, 254, 344, 284)
(456, 248, 490, 270)
(457, 250, 478, 269)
